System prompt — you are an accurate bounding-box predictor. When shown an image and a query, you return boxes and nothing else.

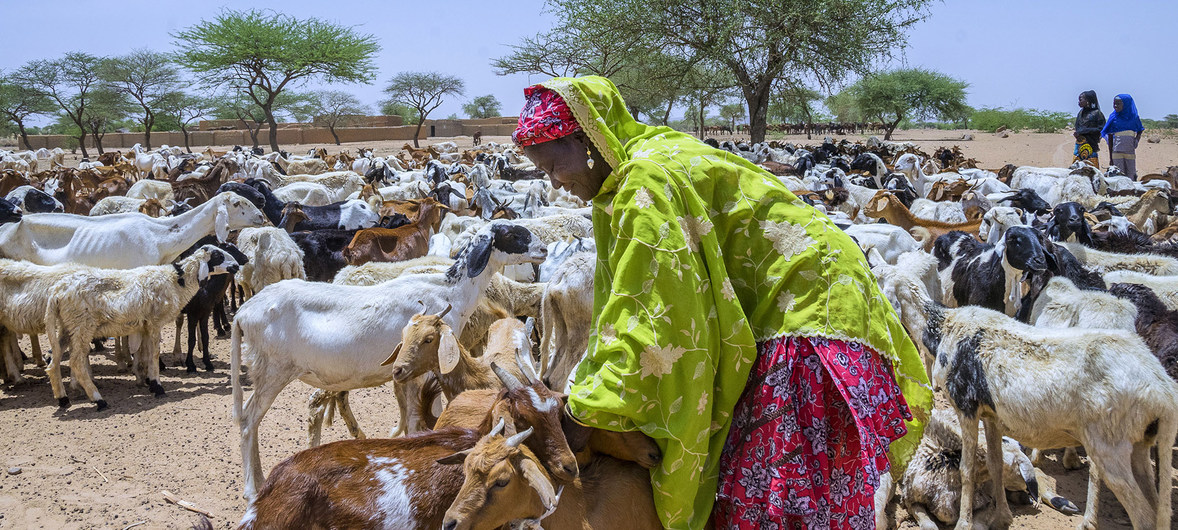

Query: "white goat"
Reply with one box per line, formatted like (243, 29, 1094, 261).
(1103, 270, 1178, 310)
(230, 222, 548, 500)
(0, 192, 266, 267)
(234, 227, 306, 299)
(1059, 241, 1178, 275)
(877, 264, 1178, 530)
(44, 246, 239, 410)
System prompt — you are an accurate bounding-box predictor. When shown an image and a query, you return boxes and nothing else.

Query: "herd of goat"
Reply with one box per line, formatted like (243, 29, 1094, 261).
(2, 133, 1178, 529)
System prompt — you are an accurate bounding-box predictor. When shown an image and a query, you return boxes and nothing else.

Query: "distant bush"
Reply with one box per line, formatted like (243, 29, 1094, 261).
(971, 107, 1072, 133)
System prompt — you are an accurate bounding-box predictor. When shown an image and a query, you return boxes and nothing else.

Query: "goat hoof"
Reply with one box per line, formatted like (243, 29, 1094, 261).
(215, 332, 229, 340)
(186, 365, 198, 373)
(58, 396, 70, 409)
(1050, 496, 1079, 515)
(95, 400, 108, 411)
(203, 362, 216, 373)
(148, 381, 166, 397)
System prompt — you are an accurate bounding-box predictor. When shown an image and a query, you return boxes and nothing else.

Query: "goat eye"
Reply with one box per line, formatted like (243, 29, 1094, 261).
(423, 337, 433, 343)
(492, 478, 509, 489)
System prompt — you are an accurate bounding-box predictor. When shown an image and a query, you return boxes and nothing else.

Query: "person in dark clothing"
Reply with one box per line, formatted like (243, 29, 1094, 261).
(1074, 90, 1106, 166)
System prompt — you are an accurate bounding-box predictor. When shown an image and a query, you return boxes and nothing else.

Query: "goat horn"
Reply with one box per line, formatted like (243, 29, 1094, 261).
(436, 304, 451, 319)
(505, 426, 534, 448)
(491, 362, 525, 390)
(489, 417, 506, 437)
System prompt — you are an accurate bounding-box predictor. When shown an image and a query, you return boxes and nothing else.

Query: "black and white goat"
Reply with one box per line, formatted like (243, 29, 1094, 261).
(876, 264, 1178, 530)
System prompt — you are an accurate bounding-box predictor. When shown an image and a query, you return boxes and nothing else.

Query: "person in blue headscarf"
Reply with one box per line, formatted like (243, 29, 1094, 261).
(1102, 94, 1145, 179)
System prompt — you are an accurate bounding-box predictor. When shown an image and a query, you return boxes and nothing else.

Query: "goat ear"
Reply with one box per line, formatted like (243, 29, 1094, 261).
(519, 458, 559, 513)
(465, 235, 492, 278)
(380, 342, 403, 366)
(215, 199, 229, 242)
(436, 449, 470, 466)
(198, 259, 210, 282)
(438, 328, 461, 375)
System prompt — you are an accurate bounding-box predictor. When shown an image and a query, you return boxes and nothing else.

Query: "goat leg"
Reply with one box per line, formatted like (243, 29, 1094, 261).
(335, 391, 366, 440)
(200, 316, 214, 372)
(982, 418, 1012, 529)
(184, 314, 199, 373)
(30, 335, 45, 367)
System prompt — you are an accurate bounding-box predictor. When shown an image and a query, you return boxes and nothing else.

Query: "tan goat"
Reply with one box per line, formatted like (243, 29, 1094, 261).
(439, 421, 662, 530)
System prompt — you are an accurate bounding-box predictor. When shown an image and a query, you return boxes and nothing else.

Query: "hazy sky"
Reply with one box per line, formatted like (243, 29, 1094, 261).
(1, 0, 1173, 125)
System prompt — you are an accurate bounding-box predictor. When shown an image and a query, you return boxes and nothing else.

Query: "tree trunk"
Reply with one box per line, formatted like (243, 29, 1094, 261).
(884, 116, 902, 141)
(329, 125, 341, 146)
(247, 124, 261, 150)
(264, 103, 280, 153)
(93, 128, 105, 155)
(697, 92, 706, 140)
(412, 121, 424, 149)
(143, 112, 154, 150)
(661, 98, 675, 126)
(16, 119, 32, 150)
(179, 126, 192, 153)
(78, 130, 89, 159)
(744, 82, 773, 144)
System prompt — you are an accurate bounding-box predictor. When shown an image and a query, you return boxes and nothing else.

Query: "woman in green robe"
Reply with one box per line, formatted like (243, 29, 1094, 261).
(512, 76, 930, 530)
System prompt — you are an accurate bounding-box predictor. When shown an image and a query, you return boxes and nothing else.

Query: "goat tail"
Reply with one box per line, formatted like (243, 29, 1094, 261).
(231, 318, 244, 427)
(909, 226, 932, 247)
(1156, 410, 1177, 530)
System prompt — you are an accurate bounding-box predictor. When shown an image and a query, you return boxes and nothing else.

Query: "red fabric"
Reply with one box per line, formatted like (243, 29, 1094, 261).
(713, 336, 911, 530)
(512, 85, 582, 147)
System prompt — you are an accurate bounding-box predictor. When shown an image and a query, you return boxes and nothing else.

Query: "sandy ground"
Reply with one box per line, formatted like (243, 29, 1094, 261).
(3, 129, 1178, 529)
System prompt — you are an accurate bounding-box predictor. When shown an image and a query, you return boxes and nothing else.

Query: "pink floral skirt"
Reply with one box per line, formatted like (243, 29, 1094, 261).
(713, 336, 911, 530)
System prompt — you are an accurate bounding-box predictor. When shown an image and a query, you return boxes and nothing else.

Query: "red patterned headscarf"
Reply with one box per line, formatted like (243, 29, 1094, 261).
(512, 85, 581, 147)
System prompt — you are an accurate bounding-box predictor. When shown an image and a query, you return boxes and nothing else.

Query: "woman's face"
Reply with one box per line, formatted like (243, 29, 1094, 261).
(1078, 95, 1086, 109)
(523, 133, 609, 201)
(1113, 98, 1124, 112)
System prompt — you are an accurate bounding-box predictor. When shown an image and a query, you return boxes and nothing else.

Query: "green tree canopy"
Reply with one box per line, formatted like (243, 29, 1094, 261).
(841, 68, 969, 139)
(0, 72, 55, 150)
(381, 101, 419, 125)
(12, 52, 104, 158)
(383, 71, 465, 147)
(98, 49, 180, 150)
(498, 0, 933, 143)
(81, 87, 135, 154)
(158, 91, 218, 153)
(719, 102, 746, 133)
(462, 94, 503, 119)
(174, 9, 379, 152)
(307, 90, 371, 145)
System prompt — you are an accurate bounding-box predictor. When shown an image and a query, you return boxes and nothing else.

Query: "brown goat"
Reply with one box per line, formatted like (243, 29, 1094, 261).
(437, 388, 663, 470)
(864, 191, 982, 251)
(439, 423, 662, 530)
(240, 372, 580, 529)
(341, 199, 447, 266)
(382, 311, 530, 401)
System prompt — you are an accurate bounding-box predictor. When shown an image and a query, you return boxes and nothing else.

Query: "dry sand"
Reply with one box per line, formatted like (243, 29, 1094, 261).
(3, 130, 1178, 529)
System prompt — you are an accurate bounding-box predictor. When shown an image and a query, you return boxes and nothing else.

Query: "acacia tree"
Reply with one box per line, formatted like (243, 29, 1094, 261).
(13, 52, 103, 158)
(719, 103, 746, 134)
(174, 9, 379, 153)
(841, 68, 969, 139)
(158, 91, 217, 153)
(308, 90, 370, 145)
(98, 50, 180, 150)
(383, 72, 465, 148)
(462, 95, 502, 119)
(81, 87, 133, 154)
(0, 73, 55, 149)
(502, 0, 932, 143)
